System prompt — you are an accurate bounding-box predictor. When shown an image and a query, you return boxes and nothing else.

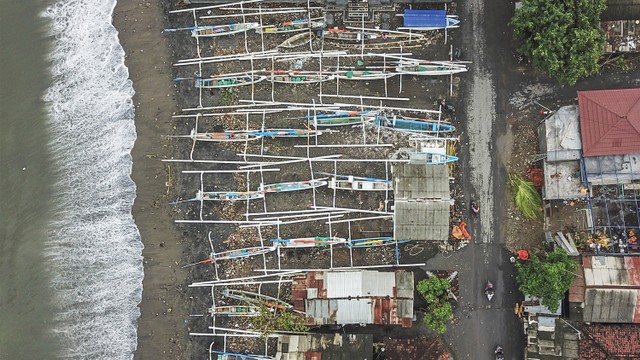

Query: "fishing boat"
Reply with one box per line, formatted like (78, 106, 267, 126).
(195, 74, 266, 89)
(210, 350, 274, 360)
(222, 289, 293, 310)
(335, 70, 395, 81)
(347, 237, 409, 248)
(183, 128, 263, 142)
(267, 71, 334, 84)
(322, 28, 379, 42)
(182, 246, 276, 267)
(258, 179, 327, 193)
(328, 175, 393, 191)
(373, 114, 456, 134)
(395, 62, 468, 76)
(271, 236, 347, 248)
(256, 129, 324, 138)
(311, 116, 367, 127)
(278, 32, 315, 49)
(210, 305, 261, 317)
(257, 18, 325, 34)
(406, 138, 459, 164)
(190, 22, 260, 38)
(195, 190, 264, 201)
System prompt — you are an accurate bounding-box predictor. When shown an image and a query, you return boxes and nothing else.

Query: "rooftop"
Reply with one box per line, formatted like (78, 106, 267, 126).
(579, 323, 640, 359)
(578, 88, 640, 157)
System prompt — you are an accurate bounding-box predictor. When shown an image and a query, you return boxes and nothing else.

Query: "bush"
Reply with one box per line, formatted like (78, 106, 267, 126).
(417, 276, 453, 334)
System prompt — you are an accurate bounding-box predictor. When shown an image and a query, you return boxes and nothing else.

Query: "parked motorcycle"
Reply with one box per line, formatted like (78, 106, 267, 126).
(471, 201, 479, 215)
(495, 346, 504, 360)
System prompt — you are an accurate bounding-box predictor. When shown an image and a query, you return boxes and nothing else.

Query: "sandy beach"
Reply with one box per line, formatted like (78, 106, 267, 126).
(113, 1, 190, 358)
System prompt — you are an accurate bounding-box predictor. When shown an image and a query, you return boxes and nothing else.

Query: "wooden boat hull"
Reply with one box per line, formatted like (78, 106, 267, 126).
(196, 190, 265, 201)
(191, 22, 259, 37)
(212, 246, 276, 261)
(210, 306, 261, 317)
(374, 116, 456, 133)
(272, 236, 347, 248)
(190, 129, 262, 142)
(269, 72, 334, 84)
(347, 237, 409, 248)
(195, 75, 266, 89)
(335, 70, 395, 80)
(329, 177, 392, 191)
(258, 129, 323, 138)
(257, 20, 325, 34)
(395, 63, 468, 76)
(323, 29, 378, 42)
(258, 179, 327, 193)
(278, 32, 315, 49)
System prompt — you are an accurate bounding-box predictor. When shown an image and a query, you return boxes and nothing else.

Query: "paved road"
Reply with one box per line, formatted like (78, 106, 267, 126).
(425, 0, 526, 359)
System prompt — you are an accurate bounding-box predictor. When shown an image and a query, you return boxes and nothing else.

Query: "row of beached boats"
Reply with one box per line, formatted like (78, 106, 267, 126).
(185, 236, 407, 268)
(186, 61, 467, 89)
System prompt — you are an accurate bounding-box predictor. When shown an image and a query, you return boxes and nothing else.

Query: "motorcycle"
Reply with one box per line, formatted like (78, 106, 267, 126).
(471, 201, 479, 215)
(495, 346, 504, 360)
(485, 281, 494, 301)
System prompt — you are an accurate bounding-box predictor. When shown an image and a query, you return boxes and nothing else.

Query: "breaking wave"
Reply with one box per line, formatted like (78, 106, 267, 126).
(43, 0, 142, 358)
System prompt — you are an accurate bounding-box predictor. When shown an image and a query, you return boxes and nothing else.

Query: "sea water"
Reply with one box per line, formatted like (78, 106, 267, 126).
(0, 0, 143, 358)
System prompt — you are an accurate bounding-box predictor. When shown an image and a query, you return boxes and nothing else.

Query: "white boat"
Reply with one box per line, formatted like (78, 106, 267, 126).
(329, 175, 393, 191)
(256, 18, 325, 34)
(271, 236, 347, 248)
(395, 61, 468, 76)
(195, 74, 266, 89)
(278, 32, 315, 49)
(334, 70, 395, 81)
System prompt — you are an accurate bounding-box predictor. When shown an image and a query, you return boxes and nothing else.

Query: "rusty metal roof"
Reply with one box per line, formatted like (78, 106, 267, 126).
(577, 256, 640, 323)
(292, 270, 414, 327)
(578, 88, 640, 157)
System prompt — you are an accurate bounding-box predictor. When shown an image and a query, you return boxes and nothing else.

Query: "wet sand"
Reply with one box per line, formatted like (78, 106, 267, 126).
(112, 1, 190, 358)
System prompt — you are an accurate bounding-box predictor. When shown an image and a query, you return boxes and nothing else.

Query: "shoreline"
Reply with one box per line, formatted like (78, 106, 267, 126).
(112, 1, 190, 358)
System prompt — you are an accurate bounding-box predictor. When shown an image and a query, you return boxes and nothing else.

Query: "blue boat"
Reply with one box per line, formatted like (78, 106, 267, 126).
(374, 114, 456, 133)
(347, 237, 410, 248)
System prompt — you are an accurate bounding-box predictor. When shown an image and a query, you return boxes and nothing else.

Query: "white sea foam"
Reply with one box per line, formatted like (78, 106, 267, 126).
(43, 0, 142, 359)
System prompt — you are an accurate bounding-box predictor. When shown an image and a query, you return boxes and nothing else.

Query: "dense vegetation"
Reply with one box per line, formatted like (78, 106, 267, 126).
(515, 249, 579, 312)
(511, 0, 606, 84)
(250, 304, 308, 339)
(417, 276, 454, 334)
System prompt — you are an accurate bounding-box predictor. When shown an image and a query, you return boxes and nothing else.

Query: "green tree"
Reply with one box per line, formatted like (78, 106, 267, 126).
(250, 304, 308, 339)
(511, 0, 606, 84)
(417, 276, 453, 334)
(515, 249, 579, 312)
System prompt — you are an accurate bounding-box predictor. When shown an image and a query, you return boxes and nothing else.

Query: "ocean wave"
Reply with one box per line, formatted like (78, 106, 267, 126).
(43, 0, 142, 359)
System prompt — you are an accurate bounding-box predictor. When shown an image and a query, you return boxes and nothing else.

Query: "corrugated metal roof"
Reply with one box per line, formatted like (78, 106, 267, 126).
(583, 289, 638, 323)
(394, 201, 450, 241)
(393, 163, 450, 200)
(578, 88, 640, 156)
(325, 271, 396, 298)
(396, 271, 415, 299)
(336, 299, 372, 324)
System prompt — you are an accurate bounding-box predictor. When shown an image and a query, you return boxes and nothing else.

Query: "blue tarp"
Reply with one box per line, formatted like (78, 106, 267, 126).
(403, 10, 447, 28)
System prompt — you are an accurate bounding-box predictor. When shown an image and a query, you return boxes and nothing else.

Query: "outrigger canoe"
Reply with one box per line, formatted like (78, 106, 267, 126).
(335, 70, 395, 81)
(373, 115, 456, 134)
(191, 22, 259, 38)
(322, 28, 379, 42)
(328, 175, 393, 191)
(186, 129, 263, 142)
(347, 237, 410, 248)
(195, 190, 264, 201)
(257, 19, 325, 34)
(195, 74, 266, 89)
(395, 62, 468, 76)
(258, 179, 327, 193)
(267, 71, 334, 84)
(271, 236, 347, 248)
(210, 305, 261, 317)
(278, 32, 315, 49)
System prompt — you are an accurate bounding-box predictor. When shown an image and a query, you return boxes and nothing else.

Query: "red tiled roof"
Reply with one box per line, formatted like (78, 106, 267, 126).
(580, 324, 640, 359)
(578, 88, 640, 156)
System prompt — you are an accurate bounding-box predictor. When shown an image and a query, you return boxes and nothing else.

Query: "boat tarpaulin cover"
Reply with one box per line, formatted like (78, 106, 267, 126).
(403, 10, 447, 27)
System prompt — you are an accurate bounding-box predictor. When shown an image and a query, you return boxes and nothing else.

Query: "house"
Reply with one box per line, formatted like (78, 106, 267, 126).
(291, 270, 414, 327)
(275, 333, 373, 360)
(568, 255, 640, 323)
(579, 323, 640, 359)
